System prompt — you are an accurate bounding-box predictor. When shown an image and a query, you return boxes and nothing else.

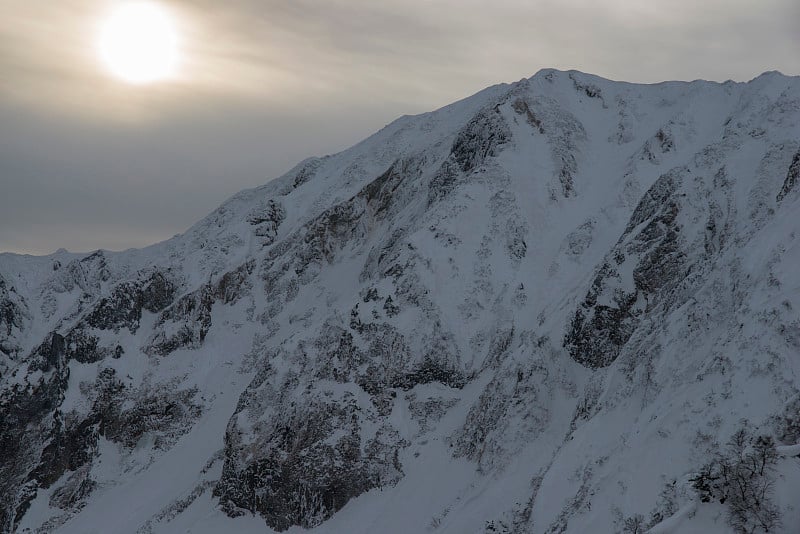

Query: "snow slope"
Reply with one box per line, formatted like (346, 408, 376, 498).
(1, 69, 799, 534)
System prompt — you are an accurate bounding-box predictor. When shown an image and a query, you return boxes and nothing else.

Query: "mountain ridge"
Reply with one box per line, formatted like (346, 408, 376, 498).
(4, 68, 796, 259)
(1, 68, 799, 534)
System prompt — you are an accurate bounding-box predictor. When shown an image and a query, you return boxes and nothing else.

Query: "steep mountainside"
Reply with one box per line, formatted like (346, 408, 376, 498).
(2, 69, 800, 534)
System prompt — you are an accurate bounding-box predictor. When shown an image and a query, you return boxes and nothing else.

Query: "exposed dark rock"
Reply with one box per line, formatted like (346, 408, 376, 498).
(506, 225, 528, 261)
(31, 413, 99, 489)
(454, 358, 552, 472)
(313, 322, 366, 383)
(96, 377, 201, 450)
(58, 251, 111, 296)
(406, 394, 459, 435)
(570, 73, 603, 100)
(392, 357, 466, 390)
(640, 125, 677, 165)
(216, 386, 404, 531)
(77, 270, 176, 335)
(0, 334, 69, 531)
(48, 464, 95, 512)
(262, 158, 424, 301)
(777, 148, 800, 201)
(215, 260, 255, 304)
(0, 275, 29, 359)
(362, 287, 380, 302)
(248, 200, 286, 246)
(564, 170, 690, 368)
(511, 98, 545, 134)
(624, 169, 681, 232)
(0, 335, 203, 532)
(146, 262, 251, 355)
(352, 318, 464, 394)
(563, 271, 641, 368)
(362, 160, 408, 220)
(511, 94, 586, 199)
(146, 285, 214, 355)
(291, 159, 321, 189)
(451, 107, 511, 174)
(383, 295, 400, 317)
(215, 291, 464, 531)
(428, 106, 511, 204)
(298, 201, 365, 273)
(28, 332, 67, 373)
(63, 329, 104, 365)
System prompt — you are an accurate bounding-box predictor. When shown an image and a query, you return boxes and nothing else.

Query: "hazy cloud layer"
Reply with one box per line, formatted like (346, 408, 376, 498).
(1, 0, 798, 254)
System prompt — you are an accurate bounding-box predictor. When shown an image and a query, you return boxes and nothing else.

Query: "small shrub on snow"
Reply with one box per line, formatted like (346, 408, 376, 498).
(622, 514, 646, 533)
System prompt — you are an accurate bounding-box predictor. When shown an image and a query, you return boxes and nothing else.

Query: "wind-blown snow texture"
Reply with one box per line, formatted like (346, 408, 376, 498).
(2, 69, 800, 534)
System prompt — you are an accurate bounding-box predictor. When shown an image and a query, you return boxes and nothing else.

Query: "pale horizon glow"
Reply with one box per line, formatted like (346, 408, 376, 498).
(98, 2, 179, 84)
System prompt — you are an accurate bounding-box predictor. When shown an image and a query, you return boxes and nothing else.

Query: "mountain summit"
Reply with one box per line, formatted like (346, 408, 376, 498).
(2, 69, 800, 533)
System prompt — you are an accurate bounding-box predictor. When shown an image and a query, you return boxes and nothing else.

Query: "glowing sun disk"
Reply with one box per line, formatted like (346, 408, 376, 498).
(98, 2, 179, 84)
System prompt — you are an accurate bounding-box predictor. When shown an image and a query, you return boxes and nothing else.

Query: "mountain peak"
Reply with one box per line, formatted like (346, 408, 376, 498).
(2, 73, 800, 534)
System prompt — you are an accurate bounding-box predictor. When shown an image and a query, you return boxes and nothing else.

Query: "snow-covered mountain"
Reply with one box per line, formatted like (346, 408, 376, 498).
(2, 69, 800, 534)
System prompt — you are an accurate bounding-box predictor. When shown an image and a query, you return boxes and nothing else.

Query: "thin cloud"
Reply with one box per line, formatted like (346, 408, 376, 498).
(0, 0, 797, 253)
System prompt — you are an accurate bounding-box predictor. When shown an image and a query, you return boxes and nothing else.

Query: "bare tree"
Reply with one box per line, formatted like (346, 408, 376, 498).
(691, 425, 781, 533)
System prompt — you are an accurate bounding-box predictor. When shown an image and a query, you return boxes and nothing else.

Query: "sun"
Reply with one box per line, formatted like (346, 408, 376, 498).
(98, 2, 180, 84)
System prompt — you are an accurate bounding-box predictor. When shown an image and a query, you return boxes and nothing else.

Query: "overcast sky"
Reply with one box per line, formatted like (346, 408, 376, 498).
(1, 0, 798, 255)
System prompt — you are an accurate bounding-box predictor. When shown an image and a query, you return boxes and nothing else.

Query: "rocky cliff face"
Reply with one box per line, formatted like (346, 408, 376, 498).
(2, 70, 800, 534)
